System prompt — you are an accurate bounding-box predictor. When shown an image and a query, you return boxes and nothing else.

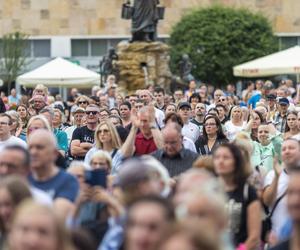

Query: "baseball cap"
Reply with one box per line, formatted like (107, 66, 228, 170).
(278, 97, 289, 105)
(178, 102, 191, 110)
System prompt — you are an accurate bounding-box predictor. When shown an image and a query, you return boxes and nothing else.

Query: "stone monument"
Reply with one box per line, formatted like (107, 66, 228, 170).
(118, 0, 172, 93)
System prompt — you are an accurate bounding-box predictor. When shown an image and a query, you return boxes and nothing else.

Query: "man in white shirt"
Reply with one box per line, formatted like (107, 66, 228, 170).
(177, 102, 200, 143)
(263, 138, 300, 237)
(0, 113, 27, 151)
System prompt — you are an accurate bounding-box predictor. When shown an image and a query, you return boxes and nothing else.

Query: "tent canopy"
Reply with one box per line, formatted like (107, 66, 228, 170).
(233, 46, 300, 78)
(17, 57, 100, 88)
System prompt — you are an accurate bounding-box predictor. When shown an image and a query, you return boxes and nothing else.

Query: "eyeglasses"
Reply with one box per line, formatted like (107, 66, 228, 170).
(78, 101, 88, 104)
(86, 111, 99, 115)
(98, 129, 109, 134)
(204, 123, 216, 127)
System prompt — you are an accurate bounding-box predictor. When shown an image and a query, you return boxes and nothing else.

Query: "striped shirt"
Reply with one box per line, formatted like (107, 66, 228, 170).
(151, 148, 199, 177)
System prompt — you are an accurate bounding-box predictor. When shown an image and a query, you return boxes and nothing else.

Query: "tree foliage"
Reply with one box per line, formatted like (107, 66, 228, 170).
(0, 32, 29, 89)
(169, 5, 278, 86)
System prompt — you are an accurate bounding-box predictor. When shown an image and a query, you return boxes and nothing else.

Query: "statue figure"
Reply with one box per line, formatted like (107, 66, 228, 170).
(99, 48, 118, 86)
(178, 54, 194, 83)
(122, 0, 164, 42)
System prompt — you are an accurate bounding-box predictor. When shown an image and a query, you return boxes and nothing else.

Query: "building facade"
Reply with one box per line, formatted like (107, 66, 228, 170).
(0, 0, 299, 71)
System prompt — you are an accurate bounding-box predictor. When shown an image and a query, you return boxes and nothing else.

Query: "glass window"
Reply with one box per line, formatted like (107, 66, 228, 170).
(91, 39, 107, 56)
(108, 39, 124, 49)
(71, 39, 88, 57)
(23, 40, 31, 57)
(33, 40, 50, 57)
(280, 37, 298, 49)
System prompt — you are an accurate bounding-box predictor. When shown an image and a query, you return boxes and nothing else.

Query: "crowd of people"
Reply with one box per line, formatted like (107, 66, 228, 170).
(1, 75, 300, 250)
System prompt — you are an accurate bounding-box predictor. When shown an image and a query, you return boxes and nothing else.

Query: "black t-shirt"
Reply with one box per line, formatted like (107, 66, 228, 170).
(227, 183, 258, 246)
(71, 126, 95, 160)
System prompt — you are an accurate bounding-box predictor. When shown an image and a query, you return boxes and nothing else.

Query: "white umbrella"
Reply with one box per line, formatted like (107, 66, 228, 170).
(233, 46, 300, 81)
(17, 57, 100, 88)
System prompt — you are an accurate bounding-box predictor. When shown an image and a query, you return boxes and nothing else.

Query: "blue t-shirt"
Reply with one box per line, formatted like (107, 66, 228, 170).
(28, 169, 79, 202)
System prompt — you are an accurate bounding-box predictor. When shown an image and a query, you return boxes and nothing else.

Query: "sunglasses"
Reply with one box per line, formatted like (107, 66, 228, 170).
(98, 129, 109, 134)
(78, 101, 88, 104)
(86, 111, 99, 115)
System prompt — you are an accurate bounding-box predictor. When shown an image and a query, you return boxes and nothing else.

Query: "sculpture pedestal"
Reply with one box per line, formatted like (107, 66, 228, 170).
(116, 41, 172, 93)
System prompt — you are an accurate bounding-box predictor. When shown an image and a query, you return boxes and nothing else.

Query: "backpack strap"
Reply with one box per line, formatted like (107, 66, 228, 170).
(269, 191, 287, 217)
(111, 149, 118, 159)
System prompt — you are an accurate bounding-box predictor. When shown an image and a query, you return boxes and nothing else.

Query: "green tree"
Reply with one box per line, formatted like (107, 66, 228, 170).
(0, 32, 29, 90)
(169, 5, 278, 86)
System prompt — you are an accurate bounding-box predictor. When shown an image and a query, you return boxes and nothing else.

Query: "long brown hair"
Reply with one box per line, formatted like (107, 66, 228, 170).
(213, 143, 251, 187)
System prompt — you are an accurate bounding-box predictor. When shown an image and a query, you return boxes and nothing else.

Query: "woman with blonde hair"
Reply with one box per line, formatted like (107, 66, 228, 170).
(7, 200, 75, 250)
(224, 106, 246, 141)
(33, 84, 49, 97)
(89, 150, 112, 173)
(26, 115, 51, 138)
(75, 95, 90, 110)
(84, 120, 133, 173)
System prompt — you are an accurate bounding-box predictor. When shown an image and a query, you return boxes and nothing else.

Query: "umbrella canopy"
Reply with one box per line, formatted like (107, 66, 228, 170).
(17, 57, 100, 88)
(233, 46, 300, 78)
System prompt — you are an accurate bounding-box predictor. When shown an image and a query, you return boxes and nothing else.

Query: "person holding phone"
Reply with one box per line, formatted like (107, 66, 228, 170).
(71, 151, 113, 245)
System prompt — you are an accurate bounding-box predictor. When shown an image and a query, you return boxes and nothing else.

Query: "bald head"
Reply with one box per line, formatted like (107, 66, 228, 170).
(28, 130, 57, 170)
(28, 129, 57, 149)
(162, 123, 183, 157)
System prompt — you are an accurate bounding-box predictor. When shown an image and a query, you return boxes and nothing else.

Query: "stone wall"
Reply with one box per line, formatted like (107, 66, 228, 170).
(0, 0, 299, 36)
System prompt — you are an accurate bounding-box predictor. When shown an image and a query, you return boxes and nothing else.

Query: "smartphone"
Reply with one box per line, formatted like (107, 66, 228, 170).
(85, 169, 107, 188)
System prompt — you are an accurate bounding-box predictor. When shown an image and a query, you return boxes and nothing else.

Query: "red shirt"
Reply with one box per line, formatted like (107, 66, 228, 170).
(134, 132, 157, 156)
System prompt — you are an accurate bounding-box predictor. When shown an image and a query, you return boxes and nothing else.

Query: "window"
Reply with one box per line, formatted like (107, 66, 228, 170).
(71, 39, 88, 57)
(280, 37, 298, 49)
(108, 39, 125, 48)
(33, 40, 50, 57)
(91, 39, 107, 56)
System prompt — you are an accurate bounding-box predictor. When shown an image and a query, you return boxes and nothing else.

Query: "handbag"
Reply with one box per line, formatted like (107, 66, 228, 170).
(261, 191, 286, 242)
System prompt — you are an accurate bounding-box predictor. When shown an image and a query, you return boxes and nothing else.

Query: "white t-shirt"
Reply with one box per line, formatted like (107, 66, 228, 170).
(264, 169, 290, 236)
(224, 121, 246, 141)
(0, 136, 27, 152)
(84, 147, 124, 174)
(183, 136, 197, 153)
(30, 187, 53, 207)
(182, 122, 200, 143)
(65, 125, 77, 145)
(155, 107, 165, 129)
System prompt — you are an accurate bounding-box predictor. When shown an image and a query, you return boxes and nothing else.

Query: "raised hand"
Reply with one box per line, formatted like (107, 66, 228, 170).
(273, 157, 282, 177)
(130, 107, 140, 128)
